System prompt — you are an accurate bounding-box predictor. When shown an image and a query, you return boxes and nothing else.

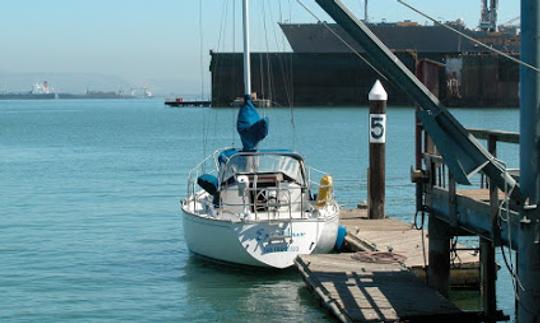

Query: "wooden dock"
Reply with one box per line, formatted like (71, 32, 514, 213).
(339, 208, 480, 288)
(296, 254, 481, 322)
(296, 208, 484, 322)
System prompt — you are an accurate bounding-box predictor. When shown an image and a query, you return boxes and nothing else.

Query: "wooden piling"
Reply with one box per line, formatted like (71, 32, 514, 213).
(480, 239, 497, 322)
(428, 217, 451, 298)
(368, 80, 387, 219)
(482, 134, 498, 322)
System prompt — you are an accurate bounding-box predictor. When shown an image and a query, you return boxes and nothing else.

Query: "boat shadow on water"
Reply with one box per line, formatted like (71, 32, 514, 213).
(185, 252, 299, 275)
(180, 256, 334, 322)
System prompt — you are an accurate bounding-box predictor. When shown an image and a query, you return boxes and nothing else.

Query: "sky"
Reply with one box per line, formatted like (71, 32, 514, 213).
(0, 0, 520, 96)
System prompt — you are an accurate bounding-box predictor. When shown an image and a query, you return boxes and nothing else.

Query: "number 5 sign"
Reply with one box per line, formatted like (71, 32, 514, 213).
(369, 114, 386, 143)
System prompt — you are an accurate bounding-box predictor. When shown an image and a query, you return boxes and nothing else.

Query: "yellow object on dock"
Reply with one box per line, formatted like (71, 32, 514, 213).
(316, 175, 333, 208)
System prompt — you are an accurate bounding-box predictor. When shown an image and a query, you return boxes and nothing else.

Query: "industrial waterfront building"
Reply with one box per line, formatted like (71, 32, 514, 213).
(210, 1, 520, 107)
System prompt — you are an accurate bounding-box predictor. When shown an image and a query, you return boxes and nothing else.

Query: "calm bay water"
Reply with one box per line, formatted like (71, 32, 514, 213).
(1, 99, 519, 321)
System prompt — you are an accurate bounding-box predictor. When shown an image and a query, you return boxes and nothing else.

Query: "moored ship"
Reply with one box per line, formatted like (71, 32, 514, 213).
(210, 0, 521, 108)
(58, 90, 135, 100)
(280, 0, 519, 55)
(279, 20, 519, 55)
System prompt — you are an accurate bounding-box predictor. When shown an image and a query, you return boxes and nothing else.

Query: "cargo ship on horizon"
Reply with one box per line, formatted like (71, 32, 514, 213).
(58, 89, 136, 99)
(0, 81, 56, 100)
(0, 82, 152, 100)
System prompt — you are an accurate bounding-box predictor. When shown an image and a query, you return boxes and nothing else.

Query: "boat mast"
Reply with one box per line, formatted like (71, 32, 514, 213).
(242, 0, 252, 98)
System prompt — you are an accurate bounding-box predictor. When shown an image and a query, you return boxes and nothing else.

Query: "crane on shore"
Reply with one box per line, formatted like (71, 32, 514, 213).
(480, 0, 498, 32)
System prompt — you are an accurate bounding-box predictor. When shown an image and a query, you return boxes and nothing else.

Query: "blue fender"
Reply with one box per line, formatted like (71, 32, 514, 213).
(334, 225, 347, 252)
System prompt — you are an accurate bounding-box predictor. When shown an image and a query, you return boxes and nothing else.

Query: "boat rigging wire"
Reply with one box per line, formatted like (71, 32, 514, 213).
(284, 0, 298, 149)
(259, 0, 297, 149)
(216, 0, 233, 147)
(199, 0, 206, 100)
(204, 0, 234, 155)
(294, 0, 388, 81)
(397, 0, 540, 74)
(200, 0, 208, 162)
(207, 0, 228, 158)
(286, 0, 298, 149)
(232, 0, 237, 146)
(257, 2, 268, 113)
(261, 0, 274, 109)
(278, 0, 286, 51)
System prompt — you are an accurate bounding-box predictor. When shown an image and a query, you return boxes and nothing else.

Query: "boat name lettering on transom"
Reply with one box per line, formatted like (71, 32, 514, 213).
(263, 245, 300, 253)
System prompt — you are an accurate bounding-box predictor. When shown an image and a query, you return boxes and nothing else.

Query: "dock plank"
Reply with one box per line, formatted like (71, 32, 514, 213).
(297, 254, 479, 322)
(355, 230, 479, 269)
(338, 210, 480, 288)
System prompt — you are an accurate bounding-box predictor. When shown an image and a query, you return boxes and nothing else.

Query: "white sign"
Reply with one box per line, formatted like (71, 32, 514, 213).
(369, 114, 387, 144)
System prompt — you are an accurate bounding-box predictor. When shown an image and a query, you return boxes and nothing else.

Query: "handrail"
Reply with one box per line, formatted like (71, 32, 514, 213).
(220, 186, 301, 220)
(467, 128, 519, 144)
(424, 128, 520, 164)
(186, 148, 229, 200)
(187, 174, 329, 218)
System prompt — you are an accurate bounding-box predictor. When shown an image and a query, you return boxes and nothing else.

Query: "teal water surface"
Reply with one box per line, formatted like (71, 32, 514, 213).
(0, 100, 519, 321)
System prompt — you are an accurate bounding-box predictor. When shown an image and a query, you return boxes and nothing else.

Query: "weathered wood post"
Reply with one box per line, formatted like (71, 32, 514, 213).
(481, 134, 498, 322)
(368, 80, 387, 219)
(426, 126, 450, 298)
(428, 217, 451, 298)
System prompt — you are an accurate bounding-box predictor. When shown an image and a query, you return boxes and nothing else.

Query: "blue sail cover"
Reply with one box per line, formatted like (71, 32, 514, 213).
(237, 96, 269, 151)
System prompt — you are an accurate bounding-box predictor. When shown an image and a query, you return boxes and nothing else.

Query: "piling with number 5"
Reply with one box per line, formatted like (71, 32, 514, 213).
(368, 80, 387, 219)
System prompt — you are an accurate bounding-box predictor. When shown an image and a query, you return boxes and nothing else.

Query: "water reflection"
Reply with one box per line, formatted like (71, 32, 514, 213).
(181, 256, 333, 322)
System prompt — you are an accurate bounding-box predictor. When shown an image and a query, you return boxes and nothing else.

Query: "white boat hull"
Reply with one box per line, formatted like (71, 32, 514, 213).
(181, 202, 339, 269)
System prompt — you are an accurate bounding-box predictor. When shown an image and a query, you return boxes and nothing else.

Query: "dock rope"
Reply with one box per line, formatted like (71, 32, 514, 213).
(450, 236, 463, 268)
(420, 225, 427, 281)
(497, 167, 526, 300)
(351, 251, 407, 265)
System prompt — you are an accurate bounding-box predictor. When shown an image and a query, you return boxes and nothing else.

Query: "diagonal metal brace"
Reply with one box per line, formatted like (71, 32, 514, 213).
(314, 0, 521, 203)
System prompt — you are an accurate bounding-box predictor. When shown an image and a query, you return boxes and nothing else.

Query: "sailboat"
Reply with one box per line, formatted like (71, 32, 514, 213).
(181, 0, 343, 269)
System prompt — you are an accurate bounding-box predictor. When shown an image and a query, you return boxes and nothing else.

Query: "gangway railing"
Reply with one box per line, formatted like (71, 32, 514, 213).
(425, 128, 520, 191)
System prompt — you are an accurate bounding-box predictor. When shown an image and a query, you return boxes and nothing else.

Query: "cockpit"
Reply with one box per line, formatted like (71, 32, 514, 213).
(215, 150, 310, 218)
